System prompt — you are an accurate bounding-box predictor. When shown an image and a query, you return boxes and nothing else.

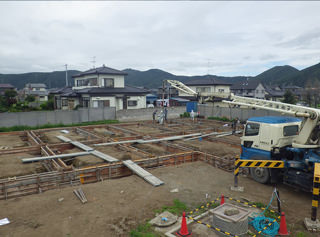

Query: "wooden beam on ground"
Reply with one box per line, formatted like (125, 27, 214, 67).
(122, 160, 164, 187)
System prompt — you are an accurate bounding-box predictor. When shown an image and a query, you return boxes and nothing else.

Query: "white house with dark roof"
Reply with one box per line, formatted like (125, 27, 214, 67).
(178, 77, 232, 99)
(231, 80, 266, 99)
(53, 65, 148, 110)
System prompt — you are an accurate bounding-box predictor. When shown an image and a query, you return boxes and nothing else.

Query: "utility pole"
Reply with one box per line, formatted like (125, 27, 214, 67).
(65, 64, 68, 87)
(91, 56, 96, 69)
(162, 80, 165, 108)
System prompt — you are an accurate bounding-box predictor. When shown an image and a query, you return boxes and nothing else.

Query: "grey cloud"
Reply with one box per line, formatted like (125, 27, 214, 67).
(0, 2, 320, 77)
(259, 54, 277, 61)
(276, 29, 320, 48)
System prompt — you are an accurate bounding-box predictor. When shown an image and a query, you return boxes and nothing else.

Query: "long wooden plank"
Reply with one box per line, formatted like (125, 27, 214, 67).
(70, 141, 94, 152)
(90, 150, 118, 162)
(122, 160, 164, 187)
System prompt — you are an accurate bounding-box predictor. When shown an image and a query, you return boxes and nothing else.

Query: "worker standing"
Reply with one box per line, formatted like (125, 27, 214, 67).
(232, 117, 238, 134)
(164, 107, 168, 122)
(158, 110, 164, 125)
(190, 110, 195, 123)
(152, 110, 157, 124)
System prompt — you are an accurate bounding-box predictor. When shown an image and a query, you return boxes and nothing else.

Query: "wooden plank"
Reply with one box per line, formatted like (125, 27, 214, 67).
(56, 135, 71, 143)
(70, 141, 94, 152)
(90, 150, 118, 162)
(122, 160, 164, 187)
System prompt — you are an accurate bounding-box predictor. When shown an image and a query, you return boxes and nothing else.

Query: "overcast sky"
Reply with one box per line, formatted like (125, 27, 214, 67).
(1, 1, 320, 76)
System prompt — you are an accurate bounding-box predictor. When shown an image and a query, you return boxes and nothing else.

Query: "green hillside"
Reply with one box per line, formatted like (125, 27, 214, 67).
(0, 70, 80, 89)
(287, 63, 320, 87)
(1, 61, 320, 89)
(254, 63, 320, 87)
(123, 68, 249, 88)
(254, 65, 300, 85)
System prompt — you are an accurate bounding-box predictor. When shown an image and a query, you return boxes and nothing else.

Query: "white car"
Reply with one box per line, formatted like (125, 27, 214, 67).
(147, 104, 154, 108)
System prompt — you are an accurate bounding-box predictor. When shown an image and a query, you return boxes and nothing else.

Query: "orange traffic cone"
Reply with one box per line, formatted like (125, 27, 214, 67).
(220, 194, 225, 205)
(176, 212, 191, 236)
(278, 212, 289, 235)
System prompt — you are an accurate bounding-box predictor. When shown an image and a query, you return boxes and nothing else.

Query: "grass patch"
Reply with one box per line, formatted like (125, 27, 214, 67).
(296, 232, 307, 237)
(154, 199, 188, 216)
(207, 116, 231, 122)
(252, 202, 279, 219)
(130, 223, 161, 237)
(0, 120, 119, 132)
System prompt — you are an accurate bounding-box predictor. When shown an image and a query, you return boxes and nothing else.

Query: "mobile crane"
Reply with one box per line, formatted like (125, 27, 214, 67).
(167, 79, 320, 191)
(223, 95, 320, 191)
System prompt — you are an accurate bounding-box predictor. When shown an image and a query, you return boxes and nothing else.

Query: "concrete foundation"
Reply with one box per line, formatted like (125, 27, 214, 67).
(304, 217, 320, 232)
(230, 186, 244, 192)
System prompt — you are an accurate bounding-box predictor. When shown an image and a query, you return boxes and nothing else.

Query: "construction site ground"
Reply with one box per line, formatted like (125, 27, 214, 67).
(0, 162, 312, 237)
(0, 118, 314, 236)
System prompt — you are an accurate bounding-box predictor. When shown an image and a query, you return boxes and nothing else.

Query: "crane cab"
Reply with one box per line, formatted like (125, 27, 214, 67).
(241, 116, 301, 160)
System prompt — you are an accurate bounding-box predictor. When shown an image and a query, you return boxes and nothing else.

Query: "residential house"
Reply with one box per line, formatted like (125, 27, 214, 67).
(23, 83, 48, 102)
(281, 85, 304, 101)
(53, 65, 148, 110)
(0, 84, 15, 96)
(231, 80, 266, 99)
(265, 85, 285, 101)
(178, 78, 232, 100)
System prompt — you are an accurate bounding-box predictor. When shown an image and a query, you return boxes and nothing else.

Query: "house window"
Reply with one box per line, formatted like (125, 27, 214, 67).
(62, 99, 68, 106)
(104, 78, 114, 88)
(218, 89, 225, 93)
(82, 97, 90, 108)
(97, 100, 110, 108)
(128, 100, 137, 107)
(76, 78, 97, 86)
(196, 87, 210, 93)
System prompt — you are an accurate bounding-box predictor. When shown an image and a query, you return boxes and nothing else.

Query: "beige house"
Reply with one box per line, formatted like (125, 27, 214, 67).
(23, 83, 48, 102)
(53, 65, 148, 110)
(177, 78, 231, 106)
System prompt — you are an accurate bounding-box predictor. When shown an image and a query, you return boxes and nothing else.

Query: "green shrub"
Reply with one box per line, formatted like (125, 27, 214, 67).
(207, 116, 231, 122)
(180, 112, 190, 118)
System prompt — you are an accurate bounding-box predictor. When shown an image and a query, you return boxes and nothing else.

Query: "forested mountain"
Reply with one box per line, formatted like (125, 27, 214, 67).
(1, 62, 320, 89)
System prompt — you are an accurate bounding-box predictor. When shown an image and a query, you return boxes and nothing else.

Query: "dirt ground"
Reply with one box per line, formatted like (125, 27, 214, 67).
(0, 153, 44, 179)
(62, 148, 105, 167)
(133, 144, 170, 156)
(96, 146, 138, 161)
(124, 124, 166, 134)
(0, 135, 28, 148)
(178, 139, 240, 157)
(0, 162, 313, 237)
(91, 127, 120, 138)
(39, 130, 87, 143)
